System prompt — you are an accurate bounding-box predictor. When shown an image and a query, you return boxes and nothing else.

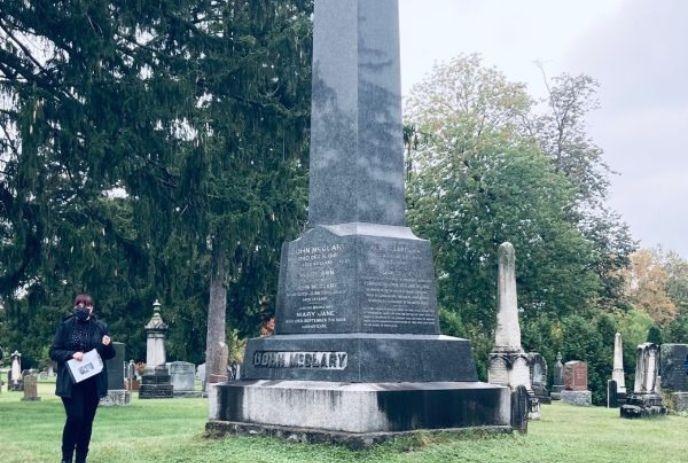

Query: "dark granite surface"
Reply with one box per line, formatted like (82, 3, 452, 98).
(660, 344, 688, 392)
(308, 0, 405, 226)
(243, 334, 477, 383)
(106, 342, 125, 391)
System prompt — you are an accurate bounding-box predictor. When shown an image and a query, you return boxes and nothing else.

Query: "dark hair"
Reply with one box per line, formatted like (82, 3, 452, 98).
(74, 293, 93, 307)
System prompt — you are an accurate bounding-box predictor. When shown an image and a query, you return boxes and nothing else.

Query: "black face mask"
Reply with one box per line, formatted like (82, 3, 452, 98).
(74, 307, 90, 322)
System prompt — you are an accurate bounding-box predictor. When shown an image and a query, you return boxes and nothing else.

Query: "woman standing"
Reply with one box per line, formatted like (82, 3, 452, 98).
(50, 294, 115, 463)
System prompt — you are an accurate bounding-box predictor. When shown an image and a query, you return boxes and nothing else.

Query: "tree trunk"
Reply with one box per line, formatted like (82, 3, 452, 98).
(205, 238, 228, 382)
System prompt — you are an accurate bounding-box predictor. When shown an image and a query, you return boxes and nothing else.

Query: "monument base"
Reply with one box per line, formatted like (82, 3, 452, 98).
(205, 420, 511, 450)
(208, 380, 510, 442)
(100, 390, 131, 406)
(620, 393, 667, 418)
(21, 397, 41, 401)
(139, 367, 173, 399)
(561, 390, 592, 407)
(550, 385, 564, 401)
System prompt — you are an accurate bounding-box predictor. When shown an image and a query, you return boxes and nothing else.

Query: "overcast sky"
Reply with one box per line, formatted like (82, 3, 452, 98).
(399, 0, 688, 258)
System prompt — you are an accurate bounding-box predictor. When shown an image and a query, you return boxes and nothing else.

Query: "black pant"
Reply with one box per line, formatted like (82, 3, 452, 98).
(61, 378, 99, 462)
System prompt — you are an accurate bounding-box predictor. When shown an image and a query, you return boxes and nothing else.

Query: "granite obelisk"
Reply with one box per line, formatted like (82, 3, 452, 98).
(207, 0, 510, 444)
(612, 332, 626, 396)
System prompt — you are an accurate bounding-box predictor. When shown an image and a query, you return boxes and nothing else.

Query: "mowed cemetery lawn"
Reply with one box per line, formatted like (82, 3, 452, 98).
(1, 382, 687, 463)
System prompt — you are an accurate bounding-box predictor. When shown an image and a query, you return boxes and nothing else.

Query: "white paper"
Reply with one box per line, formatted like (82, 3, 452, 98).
(67, 349, 103, 383)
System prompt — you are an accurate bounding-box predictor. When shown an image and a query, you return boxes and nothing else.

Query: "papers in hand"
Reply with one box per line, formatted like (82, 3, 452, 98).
(67, 349, 103, 384)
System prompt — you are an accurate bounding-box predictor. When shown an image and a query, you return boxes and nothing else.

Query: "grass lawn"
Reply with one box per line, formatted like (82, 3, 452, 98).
(1, 382, 686, 463)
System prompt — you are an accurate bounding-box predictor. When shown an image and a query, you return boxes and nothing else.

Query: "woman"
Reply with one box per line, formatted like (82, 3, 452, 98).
(50, 294, 115, 463)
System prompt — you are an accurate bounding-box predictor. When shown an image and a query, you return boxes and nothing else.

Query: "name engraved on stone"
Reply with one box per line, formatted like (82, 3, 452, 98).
(285, 244, 349, 331)
(253, 351, 348, 370)
(361, 243, 435, 330)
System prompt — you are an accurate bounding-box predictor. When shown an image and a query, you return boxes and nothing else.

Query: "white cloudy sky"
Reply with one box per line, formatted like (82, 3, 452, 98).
(399, 0, 688, 257)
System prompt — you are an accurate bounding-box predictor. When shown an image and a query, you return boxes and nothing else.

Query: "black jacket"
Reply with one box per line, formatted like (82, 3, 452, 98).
(49, 315, 116, 399)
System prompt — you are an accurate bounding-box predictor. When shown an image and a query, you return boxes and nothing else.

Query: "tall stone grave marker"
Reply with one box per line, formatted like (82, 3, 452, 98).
(101, 342, 131, 406)
(206, 0, 510, 445)
(168, 361, 201, 398)
(561, 361, 592, 406)
(551, 352, 564, 400)
(621, 343, 666, 418)
(9, 351, 23, 391)
(660, 344, 688, 412)
(139, 301, 173, 399)
(611, 332, 627, 398)
(488, 243, 540, 419)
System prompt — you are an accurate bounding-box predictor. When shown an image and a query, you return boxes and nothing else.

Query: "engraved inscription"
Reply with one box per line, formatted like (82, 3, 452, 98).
(253, 351, 348, 370)
(285, 243, 349, 332)
(361, 242, 436, 331)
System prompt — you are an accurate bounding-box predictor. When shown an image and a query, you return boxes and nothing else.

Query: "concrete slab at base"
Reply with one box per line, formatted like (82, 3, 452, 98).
(205, 420, 512, 449)
(100, 390, 131, 406)
(209, 380, 510, 435)
(561, 390, 592, 407)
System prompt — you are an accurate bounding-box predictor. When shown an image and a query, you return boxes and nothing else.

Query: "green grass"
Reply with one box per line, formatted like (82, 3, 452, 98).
(1, 383, 686, 462)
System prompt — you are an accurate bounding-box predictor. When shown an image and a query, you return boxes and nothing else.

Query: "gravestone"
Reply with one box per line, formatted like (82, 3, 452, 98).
(660, 344, 688, 412)
(488, 243, 539, 421)
(168, 361, 201, 398)
(101, 342, 131, 406)
(206, 0, 510, 445)
(511, 385, 529, 434)
(621, 343, 666, 418)
(21, 373, 40, 401)
(527, 353, 551, 405)
(139, 301, 173, 399)
(197, 363, 207, 391)
(607, 380, 620, 408)
(561, 361, 592, 406)
(611, 332, 627, 399)
(551, 352, 565, 400)
(9, 351, 23, 391)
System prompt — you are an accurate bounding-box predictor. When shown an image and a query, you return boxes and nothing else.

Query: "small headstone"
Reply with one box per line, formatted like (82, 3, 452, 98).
(612, 333, 627, 396)
(168, 361, 201, 397)
(551, 352, 564, 400)
(527, 353, 550, 404)
(607, 380, 619, 408)
(510, 385, 529, 434)
(21, 373, 40, 401)
(564, 361, 588, 391)
(101, 342, 131, 406)
(620, 343, 666, 418)
(561, 361, 592, 406)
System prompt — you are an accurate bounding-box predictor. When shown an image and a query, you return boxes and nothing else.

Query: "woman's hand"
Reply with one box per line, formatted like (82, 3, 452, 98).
(72, 352, 84, 361)
(102, 335, 111, 346)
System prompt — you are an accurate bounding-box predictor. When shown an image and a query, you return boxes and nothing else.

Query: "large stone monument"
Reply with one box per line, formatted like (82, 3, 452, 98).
(488, 243, 539, 419)
(611, 332, 627, 399)
(9, 351, 23, 392)
(139, 301, 173, 399)
(561, 361, 592, 406)
(168, 361, 201, 398)
(660, 343, 688, 412)
(621, 343, 666, 418)
(101, 342, 131, 406)
(206, 0, 510, 446)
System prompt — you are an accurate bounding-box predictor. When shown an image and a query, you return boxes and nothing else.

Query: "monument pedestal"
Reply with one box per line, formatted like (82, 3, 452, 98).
(620, 393, 667, 418)
(139, 366, 173, 399)
(207, 380, 509, 447)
